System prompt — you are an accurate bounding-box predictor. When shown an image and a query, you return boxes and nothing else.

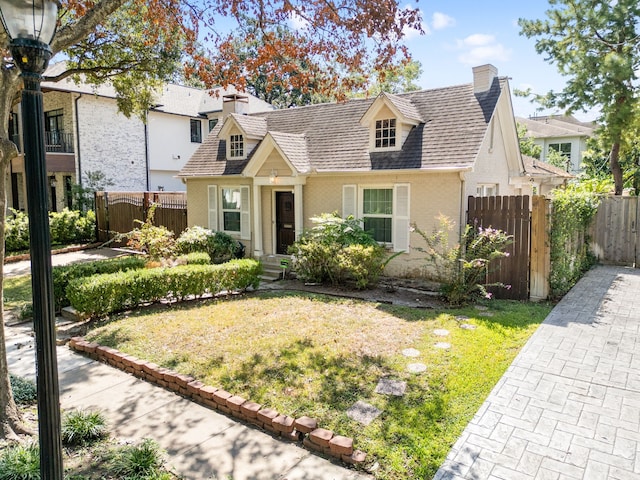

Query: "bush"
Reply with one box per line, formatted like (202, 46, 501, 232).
(49, 209, 96, 245)
(9, 374, 36, 405)
(179, 252, 211, 265)
(4, 209, 96, 253)
(52, 256, 147, 311)
(413, 215, 512, 305)
(62, 409, 109, 446)
(288, 213, 390, 289)
(5, 209, 30, 252)
(124, 204, 176, 260)
(176, 226, 244, 264)
(0, 443, 39, 480)
(108, 439, 167, 479)
(66, 259, 262, 317)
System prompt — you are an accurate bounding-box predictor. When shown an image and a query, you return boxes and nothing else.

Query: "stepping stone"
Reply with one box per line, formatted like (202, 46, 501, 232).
(455, 315, 470, 321)
(402, 348, 421, 358)
(434, 342, 451, 350)
(433, 329, 450, 337)
(374, 378, 407, 396)
(407, 363, 427, 374)
(460, 324, 477, 330)
(479, 312, 495, 317)
(475, 305, 488, 311)
(346, 401, 382, 426)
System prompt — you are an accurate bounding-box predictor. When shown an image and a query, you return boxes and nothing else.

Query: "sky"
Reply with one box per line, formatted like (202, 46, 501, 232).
(398, 1, 596, 121)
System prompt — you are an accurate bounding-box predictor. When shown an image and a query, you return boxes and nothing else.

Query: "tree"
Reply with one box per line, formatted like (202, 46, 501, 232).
(517, 123, 542, 159)
(519, 0, 640, 195)
(0, 0, 423, 441)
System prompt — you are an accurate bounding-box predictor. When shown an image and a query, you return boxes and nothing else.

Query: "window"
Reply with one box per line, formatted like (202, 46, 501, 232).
(208, 185, 251, 239)
(45, 109, 64, 146)
(476, 184, 497, 197)
(222, 188, 242, 232)
(363, 188, 393, 243)
(208, 118, 218, 132)
(190, 119, 202, 143)
(229, 134, 244, 158)
(548, 142, 571, 158)
(375, 118, 396, 148)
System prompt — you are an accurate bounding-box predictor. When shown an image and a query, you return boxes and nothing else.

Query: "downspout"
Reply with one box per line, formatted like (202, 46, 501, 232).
(74, 93, 82, 187)
(144, 110, 150, 191)
(459, 171, 467, 238)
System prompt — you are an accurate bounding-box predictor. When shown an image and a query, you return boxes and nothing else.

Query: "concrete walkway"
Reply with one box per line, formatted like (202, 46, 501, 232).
(434, 265, 640, 480)
(4, 248, 370, 480)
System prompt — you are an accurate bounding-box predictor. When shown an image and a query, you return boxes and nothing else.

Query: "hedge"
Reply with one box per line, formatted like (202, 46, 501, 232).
(52, 256, 147, 311)
(66, 259, 262, 317)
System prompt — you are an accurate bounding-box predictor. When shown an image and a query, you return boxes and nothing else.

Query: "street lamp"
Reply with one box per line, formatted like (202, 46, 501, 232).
(0, 1, 63, 478)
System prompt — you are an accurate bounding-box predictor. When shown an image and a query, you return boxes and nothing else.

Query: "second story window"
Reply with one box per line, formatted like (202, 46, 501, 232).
(190, 119, 202, 143)
(548, 142, 571, 158)
(375, 118, 396, 148)
(45, 109, 64, 145)
(209, 118, 219, 132)
(230, 134, 244, 158)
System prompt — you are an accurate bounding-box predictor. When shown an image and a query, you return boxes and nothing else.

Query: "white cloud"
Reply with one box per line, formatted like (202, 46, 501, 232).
(432, 12, 455, 30)
(456, 33, 511, 65)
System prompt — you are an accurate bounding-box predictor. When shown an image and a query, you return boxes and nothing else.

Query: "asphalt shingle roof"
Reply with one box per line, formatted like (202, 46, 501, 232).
(180, 77, 505, 177)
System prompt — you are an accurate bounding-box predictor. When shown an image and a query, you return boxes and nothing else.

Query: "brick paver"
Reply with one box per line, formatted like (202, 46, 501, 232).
(434, 266, 640, 480)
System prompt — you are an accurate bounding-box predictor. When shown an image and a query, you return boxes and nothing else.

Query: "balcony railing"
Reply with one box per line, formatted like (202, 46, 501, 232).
(45, 131, 74, 153)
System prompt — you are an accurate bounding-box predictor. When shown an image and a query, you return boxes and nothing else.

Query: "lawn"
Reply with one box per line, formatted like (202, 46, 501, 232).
(80, 290, 552, 479)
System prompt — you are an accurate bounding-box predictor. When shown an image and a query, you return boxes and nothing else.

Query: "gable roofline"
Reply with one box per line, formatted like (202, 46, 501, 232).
(359, 92, 424, 127)
(218, 113, 268, 140)
(243, 132, 310, 178)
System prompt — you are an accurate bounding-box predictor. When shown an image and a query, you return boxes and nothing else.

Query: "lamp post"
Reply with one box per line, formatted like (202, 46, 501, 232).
(0, 1, 63, 478)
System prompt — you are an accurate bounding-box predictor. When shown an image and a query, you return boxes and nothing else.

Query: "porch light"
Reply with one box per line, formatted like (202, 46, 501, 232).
(269, 169, 278, 184)
(0, 1, 63, 479)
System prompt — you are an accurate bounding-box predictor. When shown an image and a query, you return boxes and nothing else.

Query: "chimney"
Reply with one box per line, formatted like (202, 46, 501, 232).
(223, 94, 249, 117)
(472, 64, 498, 93)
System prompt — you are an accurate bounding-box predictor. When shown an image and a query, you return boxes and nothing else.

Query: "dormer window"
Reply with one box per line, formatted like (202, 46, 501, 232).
(375, 118, 396, 148)
(230, 134, 244, 158)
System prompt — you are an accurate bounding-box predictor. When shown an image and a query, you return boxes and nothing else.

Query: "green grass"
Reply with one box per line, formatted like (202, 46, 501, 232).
(3, 275, 32, 313)
(86, 291, 552, 479)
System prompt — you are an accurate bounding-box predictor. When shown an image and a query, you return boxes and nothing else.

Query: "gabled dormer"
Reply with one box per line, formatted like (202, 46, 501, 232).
(218, 113, 268, 160)
(359, 92, 424, 152)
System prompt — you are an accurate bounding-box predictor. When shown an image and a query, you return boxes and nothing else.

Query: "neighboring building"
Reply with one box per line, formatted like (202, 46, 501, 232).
(517, 115, 595, 174)
(8, 62, 274, 212)
(180, 64, 562, 277)
(522, 155, 574, 197)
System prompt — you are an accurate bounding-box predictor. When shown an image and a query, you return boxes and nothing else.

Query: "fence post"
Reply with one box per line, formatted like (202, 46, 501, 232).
(530, 195, 550, 301)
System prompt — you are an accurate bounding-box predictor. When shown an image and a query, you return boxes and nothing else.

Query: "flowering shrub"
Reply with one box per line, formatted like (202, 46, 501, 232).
(412, 215, 512, 305)
(125, 204, 176, 260)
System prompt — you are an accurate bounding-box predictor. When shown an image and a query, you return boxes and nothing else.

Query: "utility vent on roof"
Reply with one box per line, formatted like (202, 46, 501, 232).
(223, 94, 249, 117)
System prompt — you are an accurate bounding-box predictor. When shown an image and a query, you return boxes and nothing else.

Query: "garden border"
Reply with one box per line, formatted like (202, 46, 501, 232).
(68, 336, 367, 467)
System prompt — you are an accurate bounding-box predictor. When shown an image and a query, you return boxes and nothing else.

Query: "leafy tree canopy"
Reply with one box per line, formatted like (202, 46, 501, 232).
(519, 0, 640, 194)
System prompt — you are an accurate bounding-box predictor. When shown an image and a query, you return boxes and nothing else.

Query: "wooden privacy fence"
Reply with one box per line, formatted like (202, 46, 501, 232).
(466, 195, 531, 300)
(95, 191, 187, 242)
(590, 196, 640, 266)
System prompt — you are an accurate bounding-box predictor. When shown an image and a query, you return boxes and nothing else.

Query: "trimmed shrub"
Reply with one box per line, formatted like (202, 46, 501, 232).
(9, 374, 36, 405)
(5, 209, 30, 252)
(176, 226, 244, 264)
(52, 255, 147, 311)
(179, 252, 211, 265)
(66, 259, 262, 317)
(62, 409, 108, 446)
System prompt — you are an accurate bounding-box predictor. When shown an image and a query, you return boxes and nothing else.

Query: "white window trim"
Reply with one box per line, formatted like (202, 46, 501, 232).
(227, 133, 246, 160)
(369, 117, 402, 152)
(343, 184, 410, 252)
(476, 184, 498, 197)
(213, 185, 250, 240)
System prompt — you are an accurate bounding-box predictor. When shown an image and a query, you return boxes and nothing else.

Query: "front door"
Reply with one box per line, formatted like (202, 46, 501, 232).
(275, 191, 295, 254)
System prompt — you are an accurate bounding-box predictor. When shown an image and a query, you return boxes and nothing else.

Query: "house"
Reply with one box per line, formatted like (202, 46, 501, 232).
(516, 115, 595, 174)
(179, 64, 558, 277)
(8, 62, 274, 212)
(522, 155, 573, 196)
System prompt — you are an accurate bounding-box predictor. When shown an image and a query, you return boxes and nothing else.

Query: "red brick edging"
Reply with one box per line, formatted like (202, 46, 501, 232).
(68, 337, 367, 466)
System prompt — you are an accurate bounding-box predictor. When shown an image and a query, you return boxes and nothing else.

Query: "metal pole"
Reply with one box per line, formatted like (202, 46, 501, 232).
(20, 67, 64, 480)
